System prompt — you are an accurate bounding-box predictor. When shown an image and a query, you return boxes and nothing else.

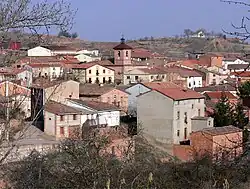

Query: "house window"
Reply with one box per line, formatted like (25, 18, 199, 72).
(135, 76, 139, 80)
(127, 76, 130, 79)
(108, 77, 112, 83)
(107, 97, 111, 104)
(103, 69, 106, 74)
(189, 82, 191, 87)
(198, 109, 201, 116)
(208, 121, 211, 126)
(177, 130, 180, 137)
(184, 112, 187, 124)
(151, 76, 154, 80)
(212, 79, 216, 85)
(53, 67, 56, 70)
(177, 101, 180, 105)
(103, 77, 106, 83)
(88, 78, 92, 83)
(118, 51, 121, 57)
(89, 69, 91, 74)
(73, 115, 77, 120)
(193, 81, 196, 85)
(49, 118, 51, 120)
(96, 69, 99, 76)
(60, 127, 64, 135)
(177, 111, 180, 119)
(162, 75, 165, 79)
(213, 74, 216, 77)
(184, 128, 187, 139)
(192, 104, 194, 109)
(95, 77, 99, 84)
(126, 51, 128, 57)
(198, 99, 200, 103)
(60, 115, 64, 121)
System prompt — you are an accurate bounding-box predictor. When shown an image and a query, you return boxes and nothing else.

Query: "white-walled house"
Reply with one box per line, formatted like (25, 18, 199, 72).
(66, 99, 120, 127)
(26, 63, 64, 79)
(125, 82, 181, 117)
(0, 68, 32, 87)
(137, 87, 213, 145)
(76, 49, 100, 56)
(222, 58, 250, 73)
(74, 53, 101, 63)
(28, 45, 78, 56)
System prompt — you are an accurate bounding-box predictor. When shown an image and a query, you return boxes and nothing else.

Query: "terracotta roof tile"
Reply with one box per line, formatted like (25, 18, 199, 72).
(198, 125, 242, 136)
(45, 101, 81, 115)
(137, 67, 166, 74)
(162, 66, 202, 77)
(154, 87, 205, 101)
(113, 43, 133, 50)
(0, 67, 27, 75)
(142, 82, 182, 89)
(28, 63, 64, 68)
(32, 78, 69, 89)
(230, 71, 250, 77)
(204, 91, 237, 100)
(194, 84, 237, 92)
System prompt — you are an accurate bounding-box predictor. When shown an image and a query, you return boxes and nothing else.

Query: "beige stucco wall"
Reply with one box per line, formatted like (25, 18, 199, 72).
(86, 65, 114, 84)
(45, 80, 79, 104)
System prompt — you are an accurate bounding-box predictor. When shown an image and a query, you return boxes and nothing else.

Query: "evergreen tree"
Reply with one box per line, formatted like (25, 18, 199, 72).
(213, 94, 233, 127)
(233, 103, 248, 129)
(237, 81, 250, 99)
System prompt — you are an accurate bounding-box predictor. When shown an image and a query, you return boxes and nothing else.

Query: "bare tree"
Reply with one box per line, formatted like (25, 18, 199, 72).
(221, 0, 250, 40)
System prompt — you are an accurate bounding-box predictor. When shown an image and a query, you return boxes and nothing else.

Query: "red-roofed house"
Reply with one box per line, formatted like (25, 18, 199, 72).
(204, 91, 238, 104)
(173, 126, 243, 161)
(162, 66, 203, 89)
(137, 87, 213, 147)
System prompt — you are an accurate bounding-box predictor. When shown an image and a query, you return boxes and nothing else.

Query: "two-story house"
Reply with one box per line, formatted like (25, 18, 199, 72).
(31, 79, 79, 130)
(26, 63, 64, 79)
(137, 87, 213, 145)
(123, 67, 167, 85)
(69, 63, 115, 84)
(79, 84, 129, 113)
(163, 66, 203, 89)
(74, 53, 101, 63)
(125, 82, 181, 117)
(0, 68, 32, 87)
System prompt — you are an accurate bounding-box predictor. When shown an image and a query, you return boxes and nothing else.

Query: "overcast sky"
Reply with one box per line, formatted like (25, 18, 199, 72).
(70, 0, 248, 41)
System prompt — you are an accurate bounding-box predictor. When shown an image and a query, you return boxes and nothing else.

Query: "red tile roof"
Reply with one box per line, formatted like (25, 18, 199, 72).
(0, 67, 27, 75)
(45, 101, 81, 115)
(132, 49, 153, 58)
(204, 91, 237, 100)
(137, 67, 165, 74)
(179, 59, 200, 69)
(113, 43, 133, 50)
(162, 66, 202, 77)
(28, 63, 64, 68)
(154, 87, 204, 101)
(142, 82, 182, 89)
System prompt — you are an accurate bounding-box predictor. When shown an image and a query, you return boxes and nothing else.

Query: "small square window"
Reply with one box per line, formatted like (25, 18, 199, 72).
(151, 76, 154, 79)
(127, 76, 130, 79)
(73, 115, 77, 120)
(49, 118, 52, 120)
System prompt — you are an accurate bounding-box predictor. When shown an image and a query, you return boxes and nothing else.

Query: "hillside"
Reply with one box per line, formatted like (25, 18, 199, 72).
(77, 37, 250, 58)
